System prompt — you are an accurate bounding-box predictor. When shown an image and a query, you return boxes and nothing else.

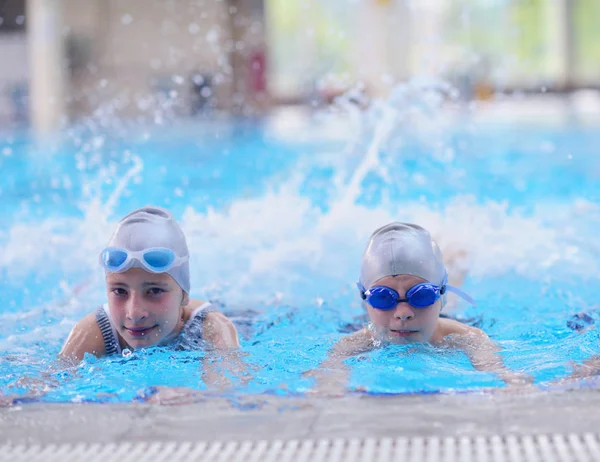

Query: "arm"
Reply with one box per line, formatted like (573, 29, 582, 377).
(144, 311, 246, 403)
(59, 312, 107, 362)
(202, 311, 240, 349)
(308, 329, 375, 396)
(560, 355, 600, 382)
(200, 311, 249, 390)
(1, 316, 102, 406)
(446, 325, 533, 387)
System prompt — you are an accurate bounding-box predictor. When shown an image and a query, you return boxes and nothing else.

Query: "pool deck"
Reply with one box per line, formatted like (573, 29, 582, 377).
(1, 388, 598, 445)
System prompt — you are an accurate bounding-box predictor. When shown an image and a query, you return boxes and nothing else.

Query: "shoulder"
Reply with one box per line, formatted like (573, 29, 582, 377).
(332, 328, 375, 358)
(59, 311, 107, 362)
(202, 310, 241, 349)
(184, 298, 209, 312)
(180, 299, 240, 349)
(433, 317, 489, 347)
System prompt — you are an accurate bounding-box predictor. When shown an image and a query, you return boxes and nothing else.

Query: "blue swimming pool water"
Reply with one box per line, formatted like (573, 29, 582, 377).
(2, 91, 600, 403)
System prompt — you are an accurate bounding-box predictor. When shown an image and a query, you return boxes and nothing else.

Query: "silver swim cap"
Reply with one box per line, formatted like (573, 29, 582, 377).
(360, 223, 446, 288)
(105, 206, 190, 293)
(359, 222, 475, 305)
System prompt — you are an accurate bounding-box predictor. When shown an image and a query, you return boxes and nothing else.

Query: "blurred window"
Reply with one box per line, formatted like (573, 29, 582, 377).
(0, 0, 26, 33)
(573, 0, 600, 84)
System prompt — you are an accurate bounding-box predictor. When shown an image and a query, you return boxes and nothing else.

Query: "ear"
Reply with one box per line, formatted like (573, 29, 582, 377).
(181, 291, 189, 307)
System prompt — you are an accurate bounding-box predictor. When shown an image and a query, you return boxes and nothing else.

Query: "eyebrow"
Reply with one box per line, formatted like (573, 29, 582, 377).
(107, 282, 170, 288)
(141, 282, 169, 288)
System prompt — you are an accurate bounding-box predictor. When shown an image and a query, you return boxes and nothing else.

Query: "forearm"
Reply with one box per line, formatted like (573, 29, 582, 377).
(201, 349, 250, 390)
(568, 355, 600, 380)
(462, 335, 532, 386)
(307, 356, 351, 396)
(3, 359, 81, 406)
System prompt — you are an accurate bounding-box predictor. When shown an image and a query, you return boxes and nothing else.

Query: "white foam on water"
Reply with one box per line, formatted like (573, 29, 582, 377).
(0, 79, 598, 318)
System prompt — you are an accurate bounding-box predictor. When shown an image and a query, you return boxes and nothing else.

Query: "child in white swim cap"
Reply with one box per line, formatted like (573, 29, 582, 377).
(311, 222, 531, 395)
(60, 206, 240, 361)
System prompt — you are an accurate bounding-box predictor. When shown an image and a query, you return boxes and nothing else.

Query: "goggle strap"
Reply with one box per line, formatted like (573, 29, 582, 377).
(356, 282, 367, 300)
(445, 285, 477, 306)
(100, 247, 188, 273)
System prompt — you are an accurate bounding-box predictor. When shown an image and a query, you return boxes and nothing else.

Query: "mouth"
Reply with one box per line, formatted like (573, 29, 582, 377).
(124, 325, 157, 338)
(389, 329, 419, 338)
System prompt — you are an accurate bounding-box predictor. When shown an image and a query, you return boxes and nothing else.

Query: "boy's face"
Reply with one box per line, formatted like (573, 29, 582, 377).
(365, 274, 441, 344)
(106, 267, 189, 349)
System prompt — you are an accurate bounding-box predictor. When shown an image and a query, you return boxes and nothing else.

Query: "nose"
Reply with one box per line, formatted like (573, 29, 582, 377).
(393, 302, 415, 321)
(125, 291, 148, 323)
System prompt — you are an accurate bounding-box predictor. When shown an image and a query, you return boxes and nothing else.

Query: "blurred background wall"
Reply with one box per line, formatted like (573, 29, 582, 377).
(0, 0, 599, 132)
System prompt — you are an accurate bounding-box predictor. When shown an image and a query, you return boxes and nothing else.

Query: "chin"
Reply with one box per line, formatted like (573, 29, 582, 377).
(124, 334, 160, 349)
(387, 336, 414, 345)
(386, 332, 424, 345)
(125, 339, 149, 349)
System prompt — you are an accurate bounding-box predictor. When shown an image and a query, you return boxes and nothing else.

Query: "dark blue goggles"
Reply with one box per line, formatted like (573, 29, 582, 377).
(358, 283, 443, 309)
(358, 281, 476, 310)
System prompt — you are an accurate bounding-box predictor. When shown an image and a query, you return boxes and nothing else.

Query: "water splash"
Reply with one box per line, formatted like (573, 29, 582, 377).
(1, 79, 599, 398)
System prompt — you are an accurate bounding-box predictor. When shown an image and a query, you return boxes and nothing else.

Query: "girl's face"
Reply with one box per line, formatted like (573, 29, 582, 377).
(365, 274, 442, 344)
(106, 267, 188, 349)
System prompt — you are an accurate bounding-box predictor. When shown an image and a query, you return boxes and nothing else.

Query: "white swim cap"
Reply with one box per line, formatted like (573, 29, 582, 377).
(105, 206, 190, 293)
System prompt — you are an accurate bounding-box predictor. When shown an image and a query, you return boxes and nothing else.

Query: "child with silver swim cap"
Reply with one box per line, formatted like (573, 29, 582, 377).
(311, 222, 532, 394)
(60, 206, 240, 361)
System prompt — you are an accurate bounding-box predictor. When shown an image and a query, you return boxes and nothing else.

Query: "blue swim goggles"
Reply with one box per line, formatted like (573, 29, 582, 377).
(99, 247, 188, 274)
(357, 281, 476, 310)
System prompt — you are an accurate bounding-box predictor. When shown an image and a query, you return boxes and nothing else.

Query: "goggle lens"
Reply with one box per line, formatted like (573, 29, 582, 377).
(143, 249, 175, 270)
(406, 284, 439, 308)
(368, 287, 399, 310)
(362, 283, 441, 310)
(102, 249, 128, 269)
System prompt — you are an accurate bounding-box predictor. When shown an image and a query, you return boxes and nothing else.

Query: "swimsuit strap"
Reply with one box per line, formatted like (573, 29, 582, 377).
(179, 302, 216, 348)
(94, 302, 216, 354)
(95, 305, 121, 356)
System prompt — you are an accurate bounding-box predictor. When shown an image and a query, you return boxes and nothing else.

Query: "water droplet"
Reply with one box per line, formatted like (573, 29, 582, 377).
(540, 141, 555, 153)
(121, 14, 133, 25)
(122, 348, 132, 358)
(206, 27, 219, 43)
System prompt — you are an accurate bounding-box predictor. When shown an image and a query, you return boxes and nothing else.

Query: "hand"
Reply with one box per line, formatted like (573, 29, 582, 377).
(305, 384, 347, 398)
(137, 386, 208, 406)
(569, 358, 600, 380)
(501, 371, 536, 389)
(0, 391, 15, 407)
(303, 370, 348, 398)
(502, 371, 534, 385)
(9, 375, 58, 396)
